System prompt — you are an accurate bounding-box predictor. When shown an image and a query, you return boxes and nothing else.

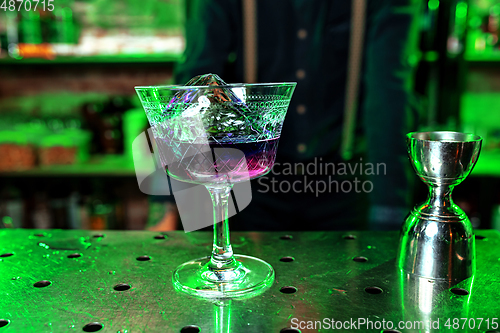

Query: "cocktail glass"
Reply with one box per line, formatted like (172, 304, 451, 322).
(135, 82, 296, 298)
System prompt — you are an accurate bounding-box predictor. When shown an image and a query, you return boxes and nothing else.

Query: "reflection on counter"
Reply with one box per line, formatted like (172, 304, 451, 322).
(400, 272, 474, 333)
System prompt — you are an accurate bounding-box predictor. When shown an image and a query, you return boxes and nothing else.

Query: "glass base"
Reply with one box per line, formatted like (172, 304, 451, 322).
(172, 255, 274, 299)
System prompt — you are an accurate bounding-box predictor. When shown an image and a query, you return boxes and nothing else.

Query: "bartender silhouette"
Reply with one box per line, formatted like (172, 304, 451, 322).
(150, 0, 422, 231)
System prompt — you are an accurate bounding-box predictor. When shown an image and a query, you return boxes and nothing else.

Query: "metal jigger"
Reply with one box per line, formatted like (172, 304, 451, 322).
(397, 131, 482, 281)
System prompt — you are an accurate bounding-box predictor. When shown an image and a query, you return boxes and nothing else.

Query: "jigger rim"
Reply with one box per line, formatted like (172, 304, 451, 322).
(135, 82, 297, 90)
(407, 131, 482, 143)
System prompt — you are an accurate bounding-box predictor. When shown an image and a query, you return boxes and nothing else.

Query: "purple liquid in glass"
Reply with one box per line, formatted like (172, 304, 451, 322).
(163, 137, 279, 184)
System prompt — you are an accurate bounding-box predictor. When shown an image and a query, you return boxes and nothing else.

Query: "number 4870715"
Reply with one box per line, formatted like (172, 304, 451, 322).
(1, 0, 55, 12)
(444, 318, 498, 330)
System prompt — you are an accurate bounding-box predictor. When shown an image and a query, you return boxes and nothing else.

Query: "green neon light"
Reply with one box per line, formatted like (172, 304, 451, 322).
(469, 16, 482, 28)
(424, 51, 439, 62)
(428, 0, 439, 11)
(456, 2, 468, 19)
(2, 216, 13, 226)
(491, 4, 500, 16)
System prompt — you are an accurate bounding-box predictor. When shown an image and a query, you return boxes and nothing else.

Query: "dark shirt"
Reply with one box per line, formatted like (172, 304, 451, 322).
(174, 0, 421, 230)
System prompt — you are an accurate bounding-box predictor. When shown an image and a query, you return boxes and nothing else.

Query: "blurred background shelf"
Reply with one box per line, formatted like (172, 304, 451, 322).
(0, 0, 183, 231)
(0, 155, 136, 177)
(0, 53, 181, 65)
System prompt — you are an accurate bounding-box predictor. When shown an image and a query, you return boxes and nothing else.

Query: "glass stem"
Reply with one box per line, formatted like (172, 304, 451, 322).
(207, 185, 236, 268)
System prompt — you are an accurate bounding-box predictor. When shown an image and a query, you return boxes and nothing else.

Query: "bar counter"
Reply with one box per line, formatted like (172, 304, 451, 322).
(1, 229, 499, 332)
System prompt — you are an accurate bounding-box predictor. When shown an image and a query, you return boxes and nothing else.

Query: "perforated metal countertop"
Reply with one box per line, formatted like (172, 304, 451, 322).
(0, 229, 499, 333)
